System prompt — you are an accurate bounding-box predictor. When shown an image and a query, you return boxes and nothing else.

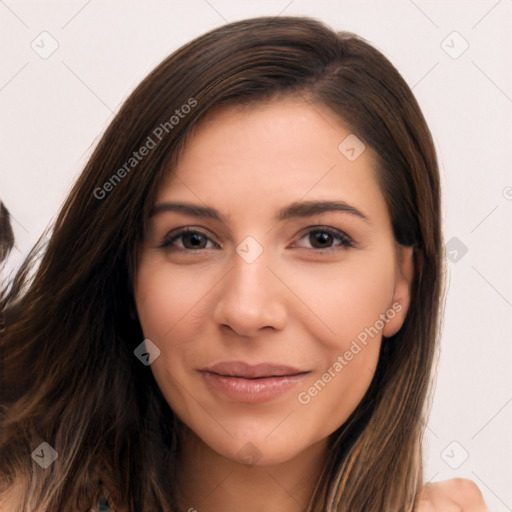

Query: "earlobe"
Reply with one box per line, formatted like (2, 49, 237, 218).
(382, 245, 414, 338)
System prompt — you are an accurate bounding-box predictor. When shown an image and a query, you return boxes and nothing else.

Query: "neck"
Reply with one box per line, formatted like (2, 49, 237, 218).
(175, 425, 329, 512)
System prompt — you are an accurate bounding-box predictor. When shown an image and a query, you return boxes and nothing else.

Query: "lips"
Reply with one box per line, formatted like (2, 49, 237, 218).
(198, 361, 311, 403)
(199, 360, 308, 379)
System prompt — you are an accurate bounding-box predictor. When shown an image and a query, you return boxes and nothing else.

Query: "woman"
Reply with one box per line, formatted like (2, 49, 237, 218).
(0, 16, 488, 511)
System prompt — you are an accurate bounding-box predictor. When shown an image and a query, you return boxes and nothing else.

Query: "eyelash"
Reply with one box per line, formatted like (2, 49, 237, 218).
(158, 226, 355, 253)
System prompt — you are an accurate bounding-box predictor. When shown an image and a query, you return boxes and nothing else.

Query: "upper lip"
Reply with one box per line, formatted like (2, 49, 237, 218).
(200, 361, 309, 379)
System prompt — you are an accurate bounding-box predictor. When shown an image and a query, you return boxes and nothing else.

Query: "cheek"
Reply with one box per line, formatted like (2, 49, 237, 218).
(285, 253, 395, 429)
(295, 349, 377, 447)
(134, 258, 213, 340)
(281, 251, 396, 350)
(134, 257, 228, 404)
(134, 259, 209, 413)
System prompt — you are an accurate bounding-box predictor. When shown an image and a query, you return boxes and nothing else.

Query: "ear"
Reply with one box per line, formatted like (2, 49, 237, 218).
(382, 245, 414, 338)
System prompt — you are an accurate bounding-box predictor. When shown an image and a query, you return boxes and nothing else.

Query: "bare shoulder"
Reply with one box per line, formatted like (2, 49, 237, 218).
(416, 478, 488, 511)
(0, 479, 110, 512)
(0, 488, 19, 512)
(0, 478, 22, 512)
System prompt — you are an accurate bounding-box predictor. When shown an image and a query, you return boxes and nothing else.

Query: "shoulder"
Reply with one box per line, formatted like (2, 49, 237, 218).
(0, 477, 23, 512)
(416, 478, 488, 511)
(0, 478, 125, 512)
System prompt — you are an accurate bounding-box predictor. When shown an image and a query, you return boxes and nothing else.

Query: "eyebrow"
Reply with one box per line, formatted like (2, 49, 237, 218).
(150, 199, 370, 224)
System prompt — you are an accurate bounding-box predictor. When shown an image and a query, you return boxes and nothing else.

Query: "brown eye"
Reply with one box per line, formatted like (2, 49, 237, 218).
(181, 232, 208, 249)
(309, 231, 334, 249)
(159, 228, 219, 251)
(297, 227, 354, 251)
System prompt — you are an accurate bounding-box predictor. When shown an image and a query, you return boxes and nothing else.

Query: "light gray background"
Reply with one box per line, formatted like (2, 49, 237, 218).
(1, 1, 511, 510)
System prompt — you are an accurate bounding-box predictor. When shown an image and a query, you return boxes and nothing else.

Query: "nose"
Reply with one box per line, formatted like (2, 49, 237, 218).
(212, 245, 287, 337)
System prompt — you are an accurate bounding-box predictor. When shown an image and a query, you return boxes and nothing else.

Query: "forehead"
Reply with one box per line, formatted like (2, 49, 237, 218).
(174, 97, 373, 171)
(155, 98, 388, 226)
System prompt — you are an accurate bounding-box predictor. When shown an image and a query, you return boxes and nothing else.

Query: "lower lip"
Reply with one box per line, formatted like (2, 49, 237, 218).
(200, 371, 309, 403)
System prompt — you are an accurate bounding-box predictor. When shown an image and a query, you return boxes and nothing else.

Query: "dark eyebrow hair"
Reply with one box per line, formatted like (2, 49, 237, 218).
(150, 202, 225, 220)
(276, 200, 370, 223)
(150, 200, 370, 224)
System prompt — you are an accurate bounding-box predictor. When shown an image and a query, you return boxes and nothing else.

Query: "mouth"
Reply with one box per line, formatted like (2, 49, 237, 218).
(199, 360, 309, 379)
(198, 361, 311, 403)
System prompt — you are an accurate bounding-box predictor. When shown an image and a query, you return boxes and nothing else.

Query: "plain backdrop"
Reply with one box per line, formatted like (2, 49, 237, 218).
(1, 1, 511, 510)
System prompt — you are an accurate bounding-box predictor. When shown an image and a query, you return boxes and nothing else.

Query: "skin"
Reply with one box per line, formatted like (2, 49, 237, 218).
(417, 479, 488, 511)
(133, 98, 485, 511)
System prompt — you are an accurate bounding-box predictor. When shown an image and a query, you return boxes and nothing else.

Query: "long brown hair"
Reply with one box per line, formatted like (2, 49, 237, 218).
(0, 202, 14, 264)
(0, 16, 443, 511)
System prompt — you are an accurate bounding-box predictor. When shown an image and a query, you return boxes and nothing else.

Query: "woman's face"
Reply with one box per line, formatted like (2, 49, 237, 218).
(134, 97, 413, 466)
